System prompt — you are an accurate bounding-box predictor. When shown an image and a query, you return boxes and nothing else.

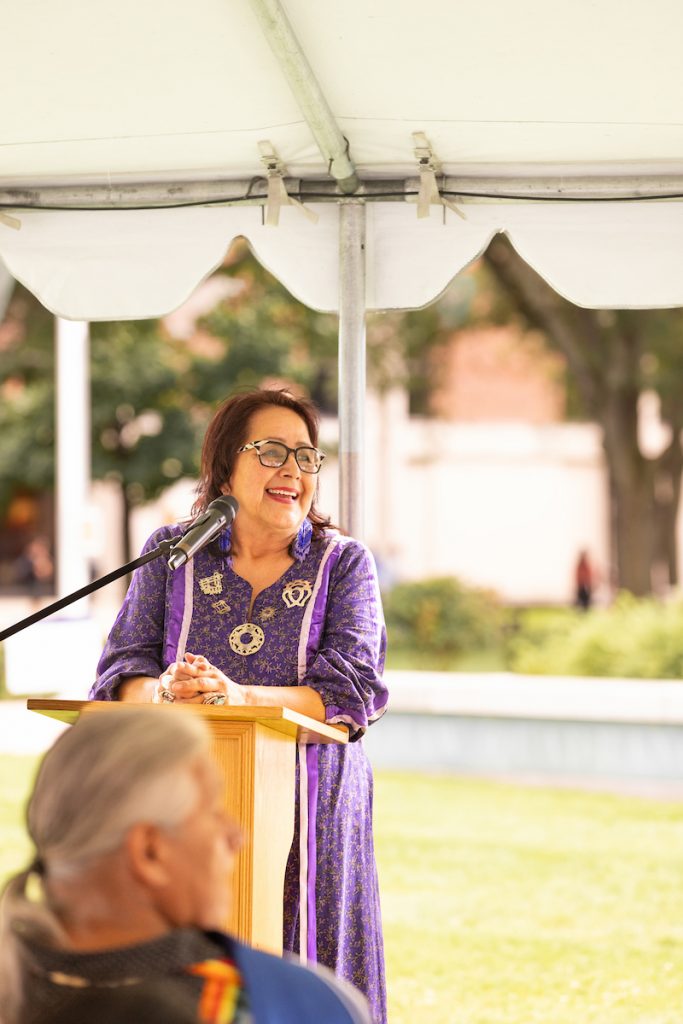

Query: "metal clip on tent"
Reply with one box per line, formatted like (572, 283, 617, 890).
(412, 131, 466, 221)
(257, 141, 319, 227)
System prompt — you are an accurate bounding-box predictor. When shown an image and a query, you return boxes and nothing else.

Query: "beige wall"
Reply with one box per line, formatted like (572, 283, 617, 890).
(324, 392, 611, 605)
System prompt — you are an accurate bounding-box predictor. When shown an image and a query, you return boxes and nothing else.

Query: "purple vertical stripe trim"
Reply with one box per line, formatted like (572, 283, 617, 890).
(305, 541, 344, 667)
(297, 743, 308, 960)
(164, 560, 186, 666)
(305, 744, 319, 963)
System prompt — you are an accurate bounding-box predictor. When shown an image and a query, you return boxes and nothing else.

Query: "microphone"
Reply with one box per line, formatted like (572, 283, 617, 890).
(167, 496, 238, 571)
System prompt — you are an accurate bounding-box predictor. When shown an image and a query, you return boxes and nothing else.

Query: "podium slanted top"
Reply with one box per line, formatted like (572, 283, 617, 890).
(27, 699, 349, 746)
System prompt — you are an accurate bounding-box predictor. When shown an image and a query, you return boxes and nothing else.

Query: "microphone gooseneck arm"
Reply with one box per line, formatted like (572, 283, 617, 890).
(0, 540, 175, 643)
(0, 498, 239, 641)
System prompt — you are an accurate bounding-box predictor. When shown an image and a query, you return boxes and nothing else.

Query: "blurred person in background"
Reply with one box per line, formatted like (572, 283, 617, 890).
(574, 549, 594, 610)
(13, 536, 54, 595)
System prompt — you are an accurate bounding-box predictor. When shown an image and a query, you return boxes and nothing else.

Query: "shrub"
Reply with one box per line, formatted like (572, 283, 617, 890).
(383, 577, 504, 657)
(509, 593, 683, 678)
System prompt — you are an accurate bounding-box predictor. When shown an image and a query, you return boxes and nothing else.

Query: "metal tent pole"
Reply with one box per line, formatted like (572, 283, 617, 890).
(0, 263, 13, 320)
(56, 317, 91, 612)
(338, 202, 366, 539)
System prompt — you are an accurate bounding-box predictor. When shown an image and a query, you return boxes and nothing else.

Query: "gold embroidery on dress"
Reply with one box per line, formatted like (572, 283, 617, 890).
(229, 623, 265, 656)
(282, 579, 313, 608)
(260, 606, 276, 622)
(212, 600, 232, 615)
(199, 572, 224, 596)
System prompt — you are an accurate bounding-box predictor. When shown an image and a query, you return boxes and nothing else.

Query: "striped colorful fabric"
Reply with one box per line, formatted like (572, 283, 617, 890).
(187, 958, 244, 1023)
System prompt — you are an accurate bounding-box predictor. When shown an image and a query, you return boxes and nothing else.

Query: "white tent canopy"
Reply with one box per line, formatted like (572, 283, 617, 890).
(5, 200, 683, 319)
(2, 0, 683, 319)
(3, 0, 683, 555)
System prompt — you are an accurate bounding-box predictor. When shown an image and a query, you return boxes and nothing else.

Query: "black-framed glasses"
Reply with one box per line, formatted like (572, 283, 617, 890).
(237, 439, 326, 474)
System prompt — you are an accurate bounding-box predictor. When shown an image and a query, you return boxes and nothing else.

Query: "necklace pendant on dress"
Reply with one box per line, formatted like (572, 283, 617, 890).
(199, 572, 224, 596)
(212, 600, 232, 615)
(229, 622, 265, 656)
(282, 579, 313, 608)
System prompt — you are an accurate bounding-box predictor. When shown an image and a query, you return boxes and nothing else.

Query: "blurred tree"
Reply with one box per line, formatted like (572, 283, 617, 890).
(201, 240, 479, 414)
(484, 235, 683, 595)
(0, 286, 207, 561)
(89, 319, 207, 560)
(0, 289, 55, 517)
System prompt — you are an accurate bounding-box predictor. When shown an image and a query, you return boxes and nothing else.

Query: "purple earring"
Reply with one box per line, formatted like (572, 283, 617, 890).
(292, 518, 313, 560)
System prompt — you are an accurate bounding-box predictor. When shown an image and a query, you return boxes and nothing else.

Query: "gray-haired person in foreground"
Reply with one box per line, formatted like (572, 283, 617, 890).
(0, 708, 371, 1024)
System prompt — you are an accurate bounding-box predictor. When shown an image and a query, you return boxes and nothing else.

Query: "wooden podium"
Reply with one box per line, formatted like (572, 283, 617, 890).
(27, 699, 347, 954)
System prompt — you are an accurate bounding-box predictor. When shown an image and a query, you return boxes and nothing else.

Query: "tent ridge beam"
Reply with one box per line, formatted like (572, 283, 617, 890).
(246, 0, 359, 195)
(3, 174, 683, 210)
(444, 174, 683, 199)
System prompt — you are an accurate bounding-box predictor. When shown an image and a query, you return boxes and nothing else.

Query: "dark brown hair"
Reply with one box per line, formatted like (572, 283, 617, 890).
(193, 388, 334, 539)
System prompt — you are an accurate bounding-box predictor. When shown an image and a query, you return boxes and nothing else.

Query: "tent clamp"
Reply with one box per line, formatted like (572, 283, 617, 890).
(248, 0, 359, 195)
(412, 132, 465, 221)
(0, 211, 21, 230)
(257, 142, 319, 227)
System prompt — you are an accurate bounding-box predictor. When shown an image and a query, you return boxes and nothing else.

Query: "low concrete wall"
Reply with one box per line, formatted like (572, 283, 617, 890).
(5, 671, 683, 796)
(364, 672, 683, 795)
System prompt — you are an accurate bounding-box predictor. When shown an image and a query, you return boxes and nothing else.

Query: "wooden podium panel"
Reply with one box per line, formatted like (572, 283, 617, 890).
(27, 700, 347, 954)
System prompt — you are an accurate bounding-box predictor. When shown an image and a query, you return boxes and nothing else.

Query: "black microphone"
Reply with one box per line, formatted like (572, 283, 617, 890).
(167, 496, 238, 571)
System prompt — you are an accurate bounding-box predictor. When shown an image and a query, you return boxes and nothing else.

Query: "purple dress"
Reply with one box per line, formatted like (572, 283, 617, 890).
(91, 521, 389, 1024)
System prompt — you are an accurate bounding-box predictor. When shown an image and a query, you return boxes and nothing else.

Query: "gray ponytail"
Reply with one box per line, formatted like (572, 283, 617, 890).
(0, 707, 209, 1024)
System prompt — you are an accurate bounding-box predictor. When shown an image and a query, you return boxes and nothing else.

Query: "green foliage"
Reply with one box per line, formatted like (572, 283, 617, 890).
(204, 241, 482, 414)
(0, 288, 207, 517)
(0, 288, 56, 516)
(0, 379, 55, 515)
(89, 319, 205, 507)
(509, 594, 683, 678)
(383, 576, 504, 657)
(384, 646, 506, 672)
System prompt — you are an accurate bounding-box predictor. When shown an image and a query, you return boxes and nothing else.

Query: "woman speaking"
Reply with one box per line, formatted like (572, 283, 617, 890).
(91, 388, 389, 1024)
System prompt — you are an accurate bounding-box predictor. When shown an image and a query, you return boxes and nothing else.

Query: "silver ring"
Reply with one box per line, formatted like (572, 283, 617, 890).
(203, 693, 227, 706)
(159, 689, 176, 703)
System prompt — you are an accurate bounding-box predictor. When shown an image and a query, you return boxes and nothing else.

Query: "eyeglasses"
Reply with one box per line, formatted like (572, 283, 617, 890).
(237, 439, 326, 474)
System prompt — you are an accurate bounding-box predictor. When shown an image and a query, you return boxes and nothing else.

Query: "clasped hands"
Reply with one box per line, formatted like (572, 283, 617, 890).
(153, 652, 246, 706)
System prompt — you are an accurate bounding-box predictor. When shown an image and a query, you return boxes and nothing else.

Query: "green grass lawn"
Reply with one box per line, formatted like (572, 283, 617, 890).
(1, 755, 682, 1023)
(0, 755, 37, 882)
(375, 773, 683, 1024)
